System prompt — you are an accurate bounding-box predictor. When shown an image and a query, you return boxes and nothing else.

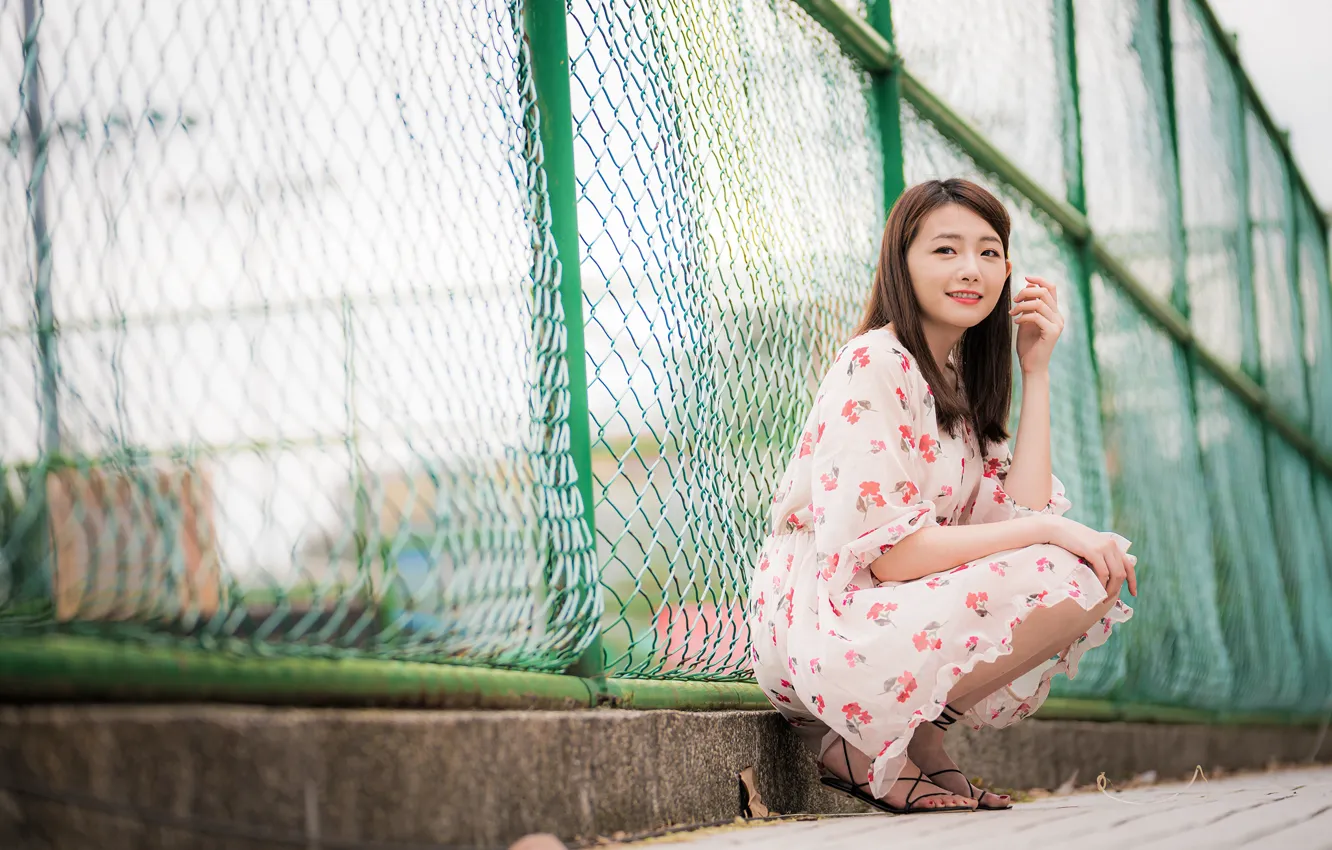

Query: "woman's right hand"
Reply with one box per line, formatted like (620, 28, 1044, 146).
(1041, 516, 1138, 598)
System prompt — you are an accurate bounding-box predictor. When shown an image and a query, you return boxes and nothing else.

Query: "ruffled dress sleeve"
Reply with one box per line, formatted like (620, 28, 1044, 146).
(810, 340, 939, 595)
(967, 437, 1072, 524)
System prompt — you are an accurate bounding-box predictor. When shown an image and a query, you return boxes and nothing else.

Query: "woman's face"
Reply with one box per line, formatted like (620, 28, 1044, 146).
(905, 203, 1011, 335)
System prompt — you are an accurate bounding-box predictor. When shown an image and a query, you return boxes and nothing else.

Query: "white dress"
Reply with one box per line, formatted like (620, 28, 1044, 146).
(748, 326, 1133, 798)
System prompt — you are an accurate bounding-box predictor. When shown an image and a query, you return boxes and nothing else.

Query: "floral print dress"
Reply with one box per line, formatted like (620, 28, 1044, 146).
(748, 326, 1133, 799)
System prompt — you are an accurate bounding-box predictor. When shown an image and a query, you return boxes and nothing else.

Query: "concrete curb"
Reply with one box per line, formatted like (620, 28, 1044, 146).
(2, 705, 1329, 849)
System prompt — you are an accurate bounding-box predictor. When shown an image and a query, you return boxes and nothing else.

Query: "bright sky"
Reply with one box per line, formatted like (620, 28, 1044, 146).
(1210, 0, 1332, 214)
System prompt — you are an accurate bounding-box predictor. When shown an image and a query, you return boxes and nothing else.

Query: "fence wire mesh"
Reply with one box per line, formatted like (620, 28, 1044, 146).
(0, 0, 599, 669)
(2, 0, 1331, 712)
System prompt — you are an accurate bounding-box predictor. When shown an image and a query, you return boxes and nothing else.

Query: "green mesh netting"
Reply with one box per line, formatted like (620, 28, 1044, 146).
(0, 0, 598, 669)
(1248, 114, 1309, 426)
(1193, 374, 1302, 709)
(1075, 0, 1179, 302)
(891, 0, 1069, 200)
(1296, 197, 1332, 448)
(1171, 0, 1258, 376)
(1091, 271, 1233, 706)
(1266, 436, 1332, 706)
(568, 0, 883, 678)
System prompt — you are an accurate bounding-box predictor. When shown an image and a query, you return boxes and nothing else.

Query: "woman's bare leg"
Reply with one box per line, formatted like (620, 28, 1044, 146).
(907, 593, 1119, 807)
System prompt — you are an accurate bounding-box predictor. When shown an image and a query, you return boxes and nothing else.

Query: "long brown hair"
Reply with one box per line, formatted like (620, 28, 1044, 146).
(855, 178, 1013, 444)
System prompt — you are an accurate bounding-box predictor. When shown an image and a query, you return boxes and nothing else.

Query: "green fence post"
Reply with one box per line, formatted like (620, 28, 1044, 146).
(868, 0, 905, 212)
(1053, 0, 1101, 390)
(522, 0, 605, 683)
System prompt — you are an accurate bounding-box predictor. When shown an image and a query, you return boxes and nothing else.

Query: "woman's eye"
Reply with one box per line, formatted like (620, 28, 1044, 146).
(982, 249, 1000, 257)
(934, 246, 956, 255)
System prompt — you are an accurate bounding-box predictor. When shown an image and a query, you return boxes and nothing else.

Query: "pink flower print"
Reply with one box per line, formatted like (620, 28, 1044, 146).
(846, 346, 871, 376)
(845, 649, 866, 668)
(992, 488, 1008, 505)
(878, 740, 894, 758)
(841, 591, 857, 607)
(842, 701, 873, 736)
(1103, 617, 1113, 634)
(911, 621, 943, 652)
(940, 485, 953, 498)
(892, 480, 919, 505)
(964, 635, 978, 652)
(774, 693, 792, 704)
(758, 555, 771, 572)
(819, 552, 840, 581)
(827, 597, 842, 619)
(1015, 702, 1033, 720)
(809, 658, 822, 674)
(1068, 579, 1082, 599)
(798, 431, 814, 458)
(899, 424, 916, 452)
(788, 656, 798, 676)
(841, 399, 872, 424)
(888, 671, 918, 703)
(870, 439, 888, 454)
(925, 575, 949, 590)
(989, 560, 1010, 577)
(991, 708, 1003, 720)
(966, 591, 991, 617)
(813, 694, 826, 714)
(1026, 590, 1049, 607)
(785, 513, 805, 531)
(1036, 557, 1053, 572)
(857, 481, 887, 514)
(952, 666, 962, 676)
(923, 386, 934, 409)
(950, 563, 972, 574)
(812, 505, 826, 525)
(782, 589, 795, 627)
(896, 350, 911, 373)
(866, 601, 898, 626)
(816, 422, 826, 443)
(769, 621, 777, 645)
(785, 554, 794, 572)
(1009, 616, 1023, 630)
(983, 457, 1003, 479)
(779, 678, 793, 690)
(895, 386, 909, 409)
(820, 466, 840, 491)
(918, 433, 938, 463)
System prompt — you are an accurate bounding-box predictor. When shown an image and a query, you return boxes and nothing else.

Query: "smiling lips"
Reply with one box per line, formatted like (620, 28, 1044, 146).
(947, 291, 983, 304)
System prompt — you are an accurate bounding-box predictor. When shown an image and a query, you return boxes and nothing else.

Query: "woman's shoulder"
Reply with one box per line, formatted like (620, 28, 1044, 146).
(830, 326, 923, 380)
(821, 326, 927, 404)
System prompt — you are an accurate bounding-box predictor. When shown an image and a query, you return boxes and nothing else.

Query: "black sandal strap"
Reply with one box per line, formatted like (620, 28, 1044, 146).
(929, 703, 965, 731)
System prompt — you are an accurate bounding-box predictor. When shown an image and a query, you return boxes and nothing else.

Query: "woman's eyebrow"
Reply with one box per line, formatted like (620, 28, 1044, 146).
(931, 232, 1002, 244)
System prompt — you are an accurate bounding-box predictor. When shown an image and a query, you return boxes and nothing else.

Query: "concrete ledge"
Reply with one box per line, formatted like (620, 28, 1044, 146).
(2, 705, 1330, 849)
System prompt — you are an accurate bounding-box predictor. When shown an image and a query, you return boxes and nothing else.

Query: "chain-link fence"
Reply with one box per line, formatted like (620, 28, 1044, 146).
(3, 0, 1331, 713)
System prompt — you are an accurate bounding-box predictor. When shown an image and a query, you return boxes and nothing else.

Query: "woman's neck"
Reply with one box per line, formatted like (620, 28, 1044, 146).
(918, 318, 964, 373)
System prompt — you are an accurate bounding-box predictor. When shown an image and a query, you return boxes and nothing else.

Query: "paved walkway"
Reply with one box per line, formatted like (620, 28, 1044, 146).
(624, 766, 1332, 849)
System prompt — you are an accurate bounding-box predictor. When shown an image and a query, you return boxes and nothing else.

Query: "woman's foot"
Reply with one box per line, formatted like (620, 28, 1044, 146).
(819, 739, 976, 811)
(906, 722, 1011, 810)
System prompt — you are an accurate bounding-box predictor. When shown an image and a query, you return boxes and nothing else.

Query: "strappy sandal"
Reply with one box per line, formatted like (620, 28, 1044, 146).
(927, 703, 1013, 810)
(924, 768, 1013, 810)
(818, 739, 974, 815)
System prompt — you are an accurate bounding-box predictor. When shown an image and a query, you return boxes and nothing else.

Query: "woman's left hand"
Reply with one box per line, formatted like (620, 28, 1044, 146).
(1010, 275, 1064, 375)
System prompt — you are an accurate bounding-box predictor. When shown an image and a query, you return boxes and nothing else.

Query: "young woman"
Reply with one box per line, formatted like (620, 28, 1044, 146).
(748, 179, 1136, 815)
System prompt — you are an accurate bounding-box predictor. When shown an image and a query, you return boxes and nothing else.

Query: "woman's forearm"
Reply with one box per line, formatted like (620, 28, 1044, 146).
(1004, 370, 1052, 510)
(868, 515, 1054, 583)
